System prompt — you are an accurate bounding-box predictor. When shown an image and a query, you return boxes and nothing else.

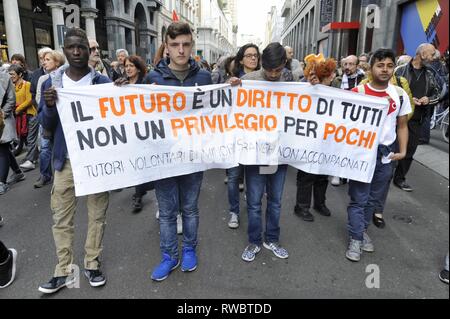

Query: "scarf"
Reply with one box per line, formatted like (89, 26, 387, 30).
(341, 69, 365, 90)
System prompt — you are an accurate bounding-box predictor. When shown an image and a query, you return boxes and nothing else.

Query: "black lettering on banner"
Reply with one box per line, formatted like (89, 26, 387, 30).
(210, 89, 233, 108)
(71, 101, 94, 123)
(77, 125, 127, 150)
(317, 98, 334, 116)
(135, 120, 166, 140)
(192, 91, 206, 109)
(284, 117, 318, 138)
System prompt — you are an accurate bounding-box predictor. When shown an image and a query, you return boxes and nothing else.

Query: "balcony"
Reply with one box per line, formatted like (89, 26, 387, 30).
(281, 0, 291, 18)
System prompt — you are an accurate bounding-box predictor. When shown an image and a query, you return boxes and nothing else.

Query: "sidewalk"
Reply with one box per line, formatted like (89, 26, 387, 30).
(414, 144, 449, 180)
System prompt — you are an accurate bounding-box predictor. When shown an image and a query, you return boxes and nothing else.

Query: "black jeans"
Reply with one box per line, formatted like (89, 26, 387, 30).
(0, 143, 20, 183)
(296, 170, 328, 208)
(134, 182, 155, 198)
(394, 120, 421, 184)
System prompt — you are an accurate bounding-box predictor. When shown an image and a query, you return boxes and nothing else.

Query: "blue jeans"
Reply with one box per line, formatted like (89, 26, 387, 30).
(39, 135, 53, 181)
(347, 147, 394, 241)
(155, 172, 203, 259)
(245, 165, 287, 245)
(227, 165, 244, 214)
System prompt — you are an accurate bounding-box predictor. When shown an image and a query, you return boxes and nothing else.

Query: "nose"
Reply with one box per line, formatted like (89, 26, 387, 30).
(178, 44, 184, 54)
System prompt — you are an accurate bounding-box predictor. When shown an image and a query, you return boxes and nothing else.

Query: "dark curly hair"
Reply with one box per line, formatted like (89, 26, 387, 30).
(232, 43, 261, 77)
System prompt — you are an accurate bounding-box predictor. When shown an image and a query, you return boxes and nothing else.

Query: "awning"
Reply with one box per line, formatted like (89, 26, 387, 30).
(321, 22, 361, 33)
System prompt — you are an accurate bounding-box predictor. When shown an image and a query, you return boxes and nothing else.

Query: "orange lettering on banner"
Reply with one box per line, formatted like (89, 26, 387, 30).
(298, 95, 312, 113)
(124, 95, 138, 114)
(99, 97, 109, 118)
(185, 117, 201, 135)
(237, 88, 248, 107)
(244, 114, 258, 131)
(346, 128, 359, 145)
(140, 94, 156, 113)
(252, 90, 265, 108)
(323, 123, 376, 150)
(273, 92, 286, 109)
(205, 115, 218, 132)
(171, 119, 185, 138)
(287, 93, 297, 111)
(235, 113, 244, 129)
(157, 93, 172, 112)
(173, 93, 186, 111)
(223, 115, 236, 131)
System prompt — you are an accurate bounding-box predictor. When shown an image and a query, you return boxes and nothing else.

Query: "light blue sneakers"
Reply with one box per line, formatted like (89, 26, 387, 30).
(346, 238, 362, 262)
(362, 232, 375, 253)
(181, 247, 197, 272)
(263, 242, 289, 259)
(151, 253, 180, 282)
(242, 244, 261, 262)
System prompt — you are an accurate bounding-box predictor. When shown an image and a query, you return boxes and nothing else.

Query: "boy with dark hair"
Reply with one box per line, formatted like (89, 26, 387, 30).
(237, 42, 292, 262)
(345, 48, 411, 262)
(148, 22, 212, 282)
(38, 28, 111, 294)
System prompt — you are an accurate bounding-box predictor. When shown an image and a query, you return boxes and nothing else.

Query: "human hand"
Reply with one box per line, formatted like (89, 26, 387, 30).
(43, 87, 58, 108)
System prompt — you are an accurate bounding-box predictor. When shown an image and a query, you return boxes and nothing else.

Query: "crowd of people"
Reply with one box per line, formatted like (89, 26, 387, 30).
(0, 21, 448, 292)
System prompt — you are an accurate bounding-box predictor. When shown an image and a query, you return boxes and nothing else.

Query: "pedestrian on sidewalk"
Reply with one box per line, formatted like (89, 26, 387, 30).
(345, 49, 411, 262)
(38, 28, 111, 294)
(393, 43, 440, 192)
(148, 22, 212, 282)
(34, 50, 66, 189)
(8, 64, 39, 172)
(0, 70, 24, 195)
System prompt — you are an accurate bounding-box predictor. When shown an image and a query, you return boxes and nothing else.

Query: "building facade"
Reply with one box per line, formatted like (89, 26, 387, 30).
(281, 0, 449, 62)
(0, 0, 200, 69)
(195, 0, 234, 63)
(264, 5, 283, 48)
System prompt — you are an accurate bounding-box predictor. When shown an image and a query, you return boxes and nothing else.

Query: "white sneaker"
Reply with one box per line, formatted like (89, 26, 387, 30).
(20, 160, 35, 171)
(331, 176, 341, 186)
(177, 214, 183, 235)
(155, 210, 159, 220)
(228, 213, 239, 229)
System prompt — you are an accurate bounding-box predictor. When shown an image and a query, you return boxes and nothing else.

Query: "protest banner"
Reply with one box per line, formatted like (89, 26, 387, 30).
(56, 80, 389, 196)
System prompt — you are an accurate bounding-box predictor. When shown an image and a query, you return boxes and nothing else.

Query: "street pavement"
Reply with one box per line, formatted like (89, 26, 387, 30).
(0, 136, 448, 299)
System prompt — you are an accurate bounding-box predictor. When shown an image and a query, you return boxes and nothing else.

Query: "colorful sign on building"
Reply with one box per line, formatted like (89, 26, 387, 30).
(400, 0, 449, 55)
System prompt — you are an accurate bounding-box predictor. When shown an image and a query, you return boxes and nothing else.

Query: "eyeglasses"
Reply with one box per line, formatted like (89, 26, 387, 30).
(244, 54, 259, 59)
(90, 46, 100, 52)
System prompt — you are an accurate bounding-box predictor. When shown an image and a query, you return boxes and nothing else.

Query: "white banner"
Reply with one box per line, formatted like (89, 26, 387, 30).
(56, 81, 388, 196)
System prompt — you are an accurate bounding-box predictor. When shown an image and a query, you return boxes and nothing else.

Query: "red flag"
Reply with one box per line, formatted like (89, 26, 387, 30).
(172, 10, 179, 22)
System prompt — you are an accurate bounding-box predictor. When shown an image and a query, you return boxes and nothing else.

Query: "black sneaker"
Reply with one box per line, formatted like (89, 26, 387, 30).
(34, 176, 52, 189)
(394, 180, 413, 192)
(38, 275, 75, 294)
(439, 269, 449, 284)
(132, 195, 143, 213)
(314, 204, 331, 217)
(0, 249, 17, 289)
(84, 269, 106, 287)
(294, 206, 314, 222)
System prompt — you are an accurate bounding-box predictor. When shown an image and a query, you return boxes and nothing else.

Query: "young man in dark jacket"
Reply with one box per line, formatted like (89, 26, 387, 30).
(149, 22, 212, 282)
(38, 28, 111, 294)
